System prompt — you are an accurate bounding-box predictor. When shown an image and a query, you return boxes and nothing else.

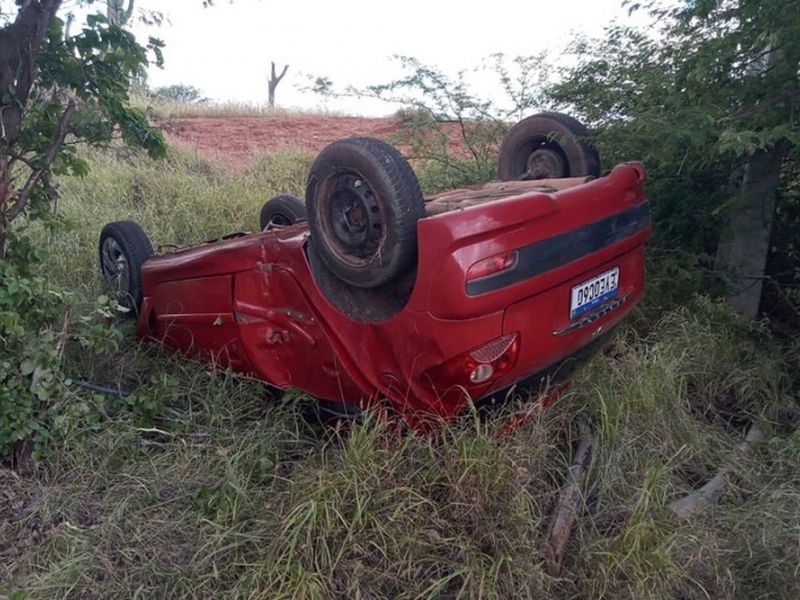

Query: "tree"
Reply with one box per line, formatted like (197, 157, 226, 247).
(152, 83, 208, 104)
(308, 54, 547, 190)
(0, 0, 168, 459)
(106, 0, 134, 25)
(0, 1, 165, 255)
(551, 0, 800, 319)
(0, 0, 63, 252)
(268, 61, 288, 108)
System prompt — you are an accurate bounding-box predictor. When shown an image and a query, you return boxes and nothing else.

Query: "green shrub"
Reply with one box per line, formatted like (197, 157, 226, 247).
(0, 236, 121, 459)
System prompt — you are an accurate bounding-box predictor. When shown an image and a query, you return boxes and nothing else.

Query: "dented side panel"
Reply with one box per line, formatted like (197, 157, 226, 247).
(234, 267, 364, 401)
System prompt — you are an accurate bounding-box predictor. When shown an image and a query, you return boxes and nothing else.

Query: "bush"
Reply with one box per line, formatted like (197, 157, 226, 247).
(0, 236, 121, 460)
(151, 84, 208, 105)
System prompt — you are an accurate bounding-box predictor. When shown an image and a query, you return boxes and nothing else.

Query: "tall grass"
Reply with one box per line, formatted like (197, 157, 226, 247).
(132, 96, 346, 120)
(2, 144, 799, 598)
(40, 144, 312, 295)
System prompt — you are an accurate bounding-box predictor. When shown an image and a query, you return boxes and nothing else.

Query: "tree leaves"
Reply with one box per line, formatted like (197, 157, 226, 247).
(549, 0, 799, 253)
(1, 6, 167, 242)
(0, 4, 165, 456)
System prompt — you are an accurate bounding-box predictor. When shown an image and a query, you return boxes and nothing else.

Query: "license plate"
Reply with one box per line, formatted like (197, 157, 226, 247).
(570, 267, 619, 319)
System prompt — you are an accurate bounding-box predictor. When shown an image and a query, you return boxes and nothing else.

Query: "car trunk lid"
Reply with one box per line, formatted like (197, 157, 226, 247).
(407, 162, 650, 320)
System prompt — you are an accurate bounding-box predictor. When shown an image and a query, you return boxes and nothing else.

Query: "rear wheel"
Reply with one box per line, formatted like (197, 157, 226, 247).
(306, 136, 424, 288)
(260, 194, 306, 231)
(498, 112, 600, 181)
(98, 221, 153, 314)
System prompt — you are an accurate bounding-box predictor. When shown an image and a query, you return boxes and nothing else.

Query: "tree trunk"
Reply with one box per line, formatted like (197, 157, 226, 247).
(714, 146, 784, 319)
(268, 61, 288, 109)
(0, 0, 63, 257)
(107, 0, 135, 25)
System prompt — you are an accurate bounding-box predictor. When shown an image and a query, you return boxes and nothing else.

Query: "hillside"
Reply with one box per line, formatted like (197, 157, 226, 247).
(159, 115, 470, 165)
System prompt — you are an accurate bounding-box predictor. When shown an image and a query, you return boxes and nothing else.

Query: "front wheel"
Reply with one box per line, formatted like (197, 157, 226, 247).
(98, 221, 153, 314)
(260, 194, 306, 231)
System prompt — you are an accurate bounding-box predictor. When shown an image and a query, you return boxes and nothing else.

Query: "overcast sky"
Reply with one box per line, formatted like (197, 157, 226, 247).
(96, 1, 646, 116)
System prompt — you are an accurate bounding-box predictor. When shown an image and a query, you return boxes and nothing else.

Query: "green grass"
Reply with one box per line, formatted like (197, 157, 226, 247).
(2, 144, 799, 598)
(39, 144, 313, 296)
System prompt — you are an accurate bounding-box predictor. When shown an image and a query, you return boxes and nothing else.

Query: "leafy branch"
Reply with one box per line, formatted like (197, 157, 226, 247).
(7, 97, 75, 222)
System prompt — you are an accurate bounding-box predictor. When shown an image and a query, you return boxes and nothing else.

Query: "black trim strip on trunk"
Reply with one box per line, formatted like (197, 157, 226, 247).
(466, 201, 650, 296)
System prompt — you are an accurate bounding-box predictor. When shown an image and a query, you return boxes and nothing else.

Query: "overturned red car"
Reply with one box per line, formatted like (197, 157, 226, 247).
(99, 113, 650, 426)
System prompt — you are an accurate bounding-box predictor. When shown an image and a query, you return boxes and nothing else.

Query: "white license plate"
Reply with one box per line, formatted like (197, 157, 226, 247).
(570, 267, 619, 319)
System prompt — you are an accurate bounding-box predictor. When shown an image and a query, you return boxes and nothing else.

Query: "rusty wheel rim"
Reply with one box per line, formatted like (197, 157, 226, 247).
(526, 148, 565, 179)
(317, 171, 385, 268)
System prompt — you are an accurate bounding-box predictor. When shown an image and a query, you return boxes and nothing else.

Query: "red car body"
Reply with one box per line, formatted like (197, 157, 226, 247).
(136, 163, 650, 426)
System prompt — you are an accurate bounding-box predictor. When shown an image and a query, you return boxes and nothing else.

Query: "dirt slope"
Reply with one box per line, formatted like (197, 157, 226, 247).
(160, 116, 466, 164)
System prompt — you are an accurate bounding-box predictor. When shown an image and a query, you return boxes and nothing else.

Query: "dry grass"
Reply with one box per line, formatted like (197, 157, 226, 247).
(2, 144, 799, 599)
(133, 96, 346, 120)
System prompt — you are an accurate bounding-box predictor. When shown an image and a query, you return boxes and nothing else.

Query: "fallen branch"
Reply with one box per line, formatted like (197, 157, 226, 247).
(668, 421, 766, 520)
(543, 432, 594, 576)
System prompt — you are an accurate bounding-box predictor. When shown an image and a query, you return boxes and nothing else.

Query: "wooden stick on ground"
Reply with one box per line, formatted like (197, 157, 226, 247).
(544, 433, 594, 577)
(668, 421, 766, 520)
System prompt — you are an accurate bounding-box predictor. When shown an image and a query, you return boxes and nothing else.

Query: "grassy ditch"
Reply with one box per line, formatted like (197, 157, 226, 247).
(2, 145, 799, 599)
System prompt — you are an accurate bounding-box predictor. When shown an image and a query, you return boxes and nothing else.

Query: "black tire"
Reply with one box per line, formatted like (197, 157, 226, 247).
(305, 136, 425, 288)
(260, 194, 306, 231)
(98, 221, 153, 313)
(498, 112, 600, 181)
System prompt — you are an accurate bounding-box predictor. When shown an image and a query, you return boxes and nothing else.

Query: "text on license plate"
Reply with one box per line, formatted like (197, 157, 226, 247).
(570, 267, 619, 319)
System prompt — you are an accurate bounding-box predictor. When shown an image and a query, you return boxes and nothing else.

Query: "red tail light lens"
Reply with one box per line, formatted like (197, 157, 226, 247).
(466, 251, 517, 282)
(422, 333, 520, 398)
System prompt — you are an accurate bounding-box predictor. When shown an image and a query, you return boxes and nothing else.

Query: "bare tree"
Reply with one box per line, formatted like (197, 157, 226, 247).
(107, 0, 135, 25)
(268, 61, 289, 109)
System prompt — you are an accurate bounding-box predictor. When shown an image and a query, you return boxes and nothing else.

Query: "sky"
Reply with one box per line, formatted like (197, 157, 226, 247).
(40, 0, 649, 117)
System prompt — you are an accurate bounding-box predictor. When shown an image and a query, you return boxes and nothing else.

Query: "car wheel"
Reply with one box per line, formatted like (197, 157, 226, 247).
(306, 136, 425, 288)
(260, 194, 306, 231)
(98, 221, 153, 314)
(497, 112, 600, 181)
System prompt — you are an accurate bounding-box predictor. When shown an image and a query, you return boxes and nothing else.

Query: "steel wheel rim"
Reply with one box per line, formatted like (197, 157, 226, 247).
(526, 147, 565, 179)
(512, 136, 569, 179)
(101, 237, 130, 298)
(318, 171, 385, 267)
(264, 213, 292, 231)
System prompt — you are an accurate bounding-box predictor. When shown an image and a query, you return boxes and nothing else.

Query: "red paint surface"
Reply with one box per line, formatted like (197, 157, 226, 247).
(137, 163, 650, 427)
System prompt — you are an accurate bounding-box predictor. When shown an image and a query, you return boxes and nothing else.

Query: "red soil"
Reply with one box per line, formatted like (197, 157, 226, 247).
(160, 116, 466, 165)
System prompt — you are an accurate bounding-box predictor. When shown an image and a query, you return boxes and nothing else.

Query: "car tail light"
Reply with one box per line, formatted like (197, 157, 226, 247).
(469, 332, 517, 363)
(466, 251, 517, 282)
(422, 333, 520, 396)
(469, 363, 494, 383)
